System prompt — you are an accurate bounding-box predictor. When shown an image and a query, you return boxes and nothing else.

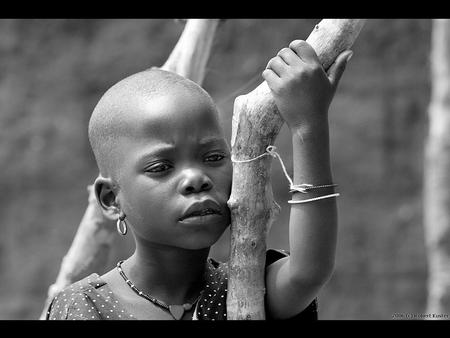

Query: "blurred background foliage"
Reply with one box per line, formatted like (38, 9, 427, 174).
(0, 19, 431, 319)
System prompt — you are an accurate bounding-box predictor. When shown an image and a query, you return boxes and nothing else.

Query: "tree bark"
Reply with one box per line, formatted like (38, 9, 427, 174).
(226, 19, 366, 320)
(39, 19, 220, 319)
(424, 19, 450, 317)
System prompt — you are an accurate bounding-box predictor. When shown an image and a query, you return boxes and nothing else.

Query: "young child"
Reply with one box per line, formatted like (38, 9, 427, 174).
(45, 40, 352, 320)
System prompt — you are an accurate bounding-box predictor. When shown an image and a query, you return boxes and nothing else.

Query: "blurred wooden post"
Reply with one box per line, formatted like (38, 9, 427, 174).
(424, 18, 450, 317)
(227, 19, 366, 320)
(39, 19, 221, 320)
(39, 185, 116, 320)
(161, 19, 220, 84)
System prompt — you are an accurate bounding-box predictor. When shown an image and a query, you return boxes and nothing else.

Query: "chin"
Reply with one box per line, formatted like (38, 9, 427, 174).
(181, 224, 228, 250)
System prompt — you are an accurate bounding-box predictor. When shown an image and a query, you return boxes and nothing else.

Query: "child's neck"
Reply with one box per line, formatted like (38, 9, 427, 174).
(124, 243, 210, 305)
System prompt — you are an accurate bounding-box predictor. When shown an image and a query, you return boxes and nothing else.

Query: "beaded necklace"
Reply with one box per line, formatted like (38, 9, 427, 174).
(116, 260, 204, 320)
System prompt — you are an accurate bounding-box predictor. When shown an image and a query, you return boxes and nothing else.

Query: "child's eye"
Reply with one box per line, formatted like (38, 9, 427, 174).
(204, 153, 226, 162)
(146, 162, 173, 173)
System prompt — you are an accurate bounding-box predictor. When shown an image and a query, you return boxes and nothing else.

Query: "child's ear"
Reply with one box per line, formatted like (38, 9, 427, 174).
(94, 175, 119, 220)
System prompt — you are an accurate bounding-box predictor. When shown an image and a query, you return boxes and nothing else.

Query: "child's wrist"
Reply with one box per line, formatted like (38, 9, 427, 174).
(288, 120, 330, 141)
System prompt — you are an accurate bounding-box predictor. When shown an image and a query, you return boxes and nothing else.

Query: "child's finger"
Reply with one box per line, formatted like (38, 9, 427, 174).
(262, 68, 281, 89)
(266, 56, 288, 77)
(288, 40, 320, 64)
(276, 47, 300, 66)
(327, 50, 353, 91)
(262, 68, 280, 81)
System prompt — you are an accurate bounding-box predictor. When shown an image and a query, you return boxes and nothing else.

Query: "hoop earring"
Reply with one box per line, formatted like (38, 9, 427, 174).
(116, 212, 128, 236)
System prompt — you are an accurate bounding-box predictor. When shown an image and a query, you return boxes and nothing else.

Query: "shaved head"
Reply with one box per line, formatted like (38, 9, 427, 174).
(88, 68, 217, 180)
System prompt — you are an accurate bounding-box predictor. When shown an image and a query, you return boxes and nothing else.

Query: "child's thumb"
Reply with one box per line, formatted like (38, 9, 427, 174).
(327, 50, 353, 91)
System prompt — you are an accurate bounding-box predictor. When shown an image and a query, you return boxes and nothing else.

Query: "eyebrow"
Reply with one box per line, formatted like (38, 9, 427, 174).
(136, 144, 175, 163)
(197, 137, 227, 147)
(136, 138, 227, 163)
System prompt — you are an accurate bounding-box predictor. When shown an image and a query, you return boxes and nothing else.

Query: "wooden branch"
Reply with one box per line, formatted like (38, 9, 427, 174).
(424, 18, 450, 316)
(161, 19, 220, 85)
(39, 18, 221, 319)
(226, 19, 366, 320)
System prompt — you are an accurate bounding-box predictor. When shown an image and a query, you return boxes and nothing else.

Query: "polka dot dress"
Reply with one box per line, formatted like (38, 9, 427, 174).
(46, 274, 135, 320)
(46, 249, 317, 320)
(194, 257, 228, 320)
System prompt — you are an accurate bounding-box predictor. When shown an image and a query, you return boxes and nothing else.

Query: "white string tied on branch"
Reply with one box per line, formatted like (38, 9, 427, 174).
(231, 145, 340, 203)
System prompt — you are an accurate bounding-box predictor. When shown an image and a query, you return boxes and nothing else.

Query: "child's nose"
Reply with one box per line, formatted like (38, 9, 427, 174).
(178, 169, 213, 195)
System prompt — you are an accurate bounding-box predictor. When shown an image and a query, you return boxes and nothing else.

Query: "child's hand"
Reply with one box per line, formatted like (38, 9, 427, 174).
(262, 40, 353, 132)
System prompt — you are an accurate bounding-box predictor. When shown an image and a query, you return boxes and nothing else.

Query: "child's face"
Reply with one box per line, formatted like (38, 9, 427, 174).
(115, 87, 232, 250)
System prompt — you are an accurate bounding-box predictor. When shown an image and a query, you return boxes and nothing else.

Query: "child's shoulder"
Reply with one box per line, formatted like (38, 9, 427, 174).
(56, 273, 105, 298)
(45, 273, 106, 320)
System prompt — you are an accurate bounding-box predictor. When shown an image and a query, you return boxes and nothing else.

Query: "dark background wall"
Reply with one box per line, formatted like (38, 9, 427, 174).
(0, 19, 431, 319)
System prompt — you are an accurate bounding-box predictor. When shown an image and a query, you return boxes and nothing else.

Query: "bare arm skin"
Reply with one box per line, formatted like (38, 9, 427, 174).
(263, 40, 352, 319)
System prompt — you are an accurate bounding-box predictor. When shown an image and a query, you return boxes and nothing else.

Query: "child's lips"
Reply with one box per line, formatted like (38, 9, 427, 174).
(179, 199, 222, 222)
(179, 212, 223, 225)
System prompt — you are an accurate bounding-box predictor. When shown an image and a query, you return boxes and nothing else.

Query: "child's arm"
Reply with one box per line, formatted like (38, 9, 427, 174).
(262, 40, 352, 319)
